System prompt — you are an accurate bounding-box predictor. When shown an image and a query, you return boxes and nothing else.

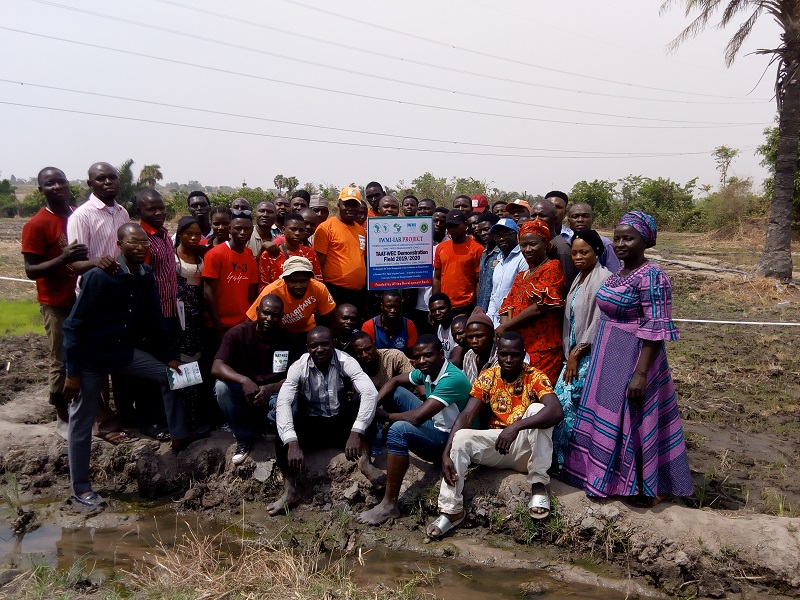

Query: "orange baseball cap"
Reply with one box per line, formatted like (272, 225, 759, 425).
(338, 186, 362, 202)
(508, 199, 531, 211)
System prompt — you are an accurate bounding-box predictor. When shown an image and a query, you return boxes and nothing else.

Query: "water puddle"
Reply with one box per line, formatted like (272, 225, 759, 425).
(0, 510, 624, 598)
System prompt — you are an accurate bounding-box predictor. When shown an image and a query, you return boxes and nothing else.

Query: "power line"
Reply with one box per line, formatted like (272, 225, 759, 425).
(0, 100, 745, 159)
(0, 27, 767, 130)
(275, 0, 765, 101)
(18, 1, 764, 126)
(1, 78, 739, 157)
(151, 0, 764, 106)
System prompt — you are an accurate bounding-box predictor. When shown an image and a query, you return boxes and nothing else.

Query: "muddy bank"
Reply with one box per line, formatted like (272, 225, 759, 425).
(1, 391, 798, 599)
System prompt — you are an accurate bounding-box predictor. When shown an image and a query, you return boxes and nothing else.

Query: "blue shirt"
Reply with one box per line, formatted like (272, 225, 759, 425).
(487, 245, 528, 326)
(62, 258, 170, 376)
(598, 234, 622, 274)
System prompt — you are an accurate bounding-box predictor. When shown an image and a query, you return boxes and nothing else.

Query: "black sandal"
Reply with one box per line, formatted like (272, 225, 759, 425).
(141, 424, 171, 442)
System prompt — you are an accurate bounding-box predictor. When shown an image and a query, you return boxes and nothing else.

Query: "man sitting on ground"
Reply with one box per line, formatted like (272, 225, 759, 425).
(356, 335, 472, 526)
(361, 290, 419, 352)
(349, 331, 413, 391)
(61, 224, 194, 508)
(427, 333, 563, 539)
(212, 294, 301, 466)
(270, 326, 382, 515)
(247, 257, 335, 344)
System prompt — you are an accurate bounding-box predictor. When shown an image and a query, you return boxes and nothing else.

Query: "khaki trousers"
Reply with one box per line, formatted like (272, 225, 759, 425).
(438, 403, 553, 514)
(39, 304, 71, 402)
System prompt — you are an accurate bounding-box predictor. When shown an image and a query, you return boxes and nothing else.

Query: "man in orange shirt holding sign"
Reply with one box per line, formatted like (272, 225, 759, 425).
(313, 186, 367, 311)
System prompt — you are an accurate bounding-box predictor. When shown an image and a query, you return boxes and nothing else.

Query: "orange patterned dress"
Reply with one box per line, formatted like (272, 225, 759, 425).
(499, 259, 565, 383)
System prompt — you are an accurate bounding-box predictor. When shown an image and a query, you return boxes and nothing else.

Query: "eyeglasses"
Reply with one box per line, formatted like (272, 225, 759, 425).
(231, 209, 252, 217)
(122, 239, 151, 248)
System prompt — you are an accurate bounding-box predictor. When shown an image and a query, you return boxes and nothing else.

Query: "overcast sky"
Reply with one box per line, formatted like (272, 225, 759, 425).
(0, 0, 780, 195)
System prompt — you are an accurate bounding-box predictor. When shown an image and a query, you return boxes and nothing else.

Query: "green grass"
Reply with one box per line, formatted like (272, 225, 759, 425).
(0, 299, 44, 336)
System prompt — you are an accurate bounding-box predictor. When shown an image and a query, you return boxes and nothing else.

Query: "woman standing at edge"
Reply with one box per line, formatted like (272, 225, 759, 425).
(174, 216, 211, 433)
(563, 211, 692, 505)
(551, 229, 610, 469)
(496, 220, 564, 383)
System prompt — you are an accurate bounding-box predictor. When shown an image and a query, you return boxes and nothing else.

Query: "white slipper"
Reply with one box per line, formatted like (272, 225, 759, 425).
(427, 512, 465, 539)
(528, 494, 551, 520)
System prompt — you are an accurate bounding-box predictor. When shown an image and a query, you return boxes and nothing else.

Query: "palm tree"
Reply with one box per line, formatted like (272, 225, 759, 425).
(662, 0, 797, 279)
(138, 164, 163, 188)
(273, 174, 284, 194)
(284, 176, 299, 194)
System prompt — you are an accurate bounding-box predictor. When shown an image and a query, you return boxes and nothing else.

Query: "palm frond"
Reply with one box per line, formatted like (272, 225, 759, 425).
(724, 7, 764, 65)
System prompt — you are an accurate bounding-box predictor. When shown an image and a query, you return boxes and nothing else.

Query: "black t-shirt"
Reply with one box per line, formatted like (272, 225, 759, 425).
(215, 322, 301, 385)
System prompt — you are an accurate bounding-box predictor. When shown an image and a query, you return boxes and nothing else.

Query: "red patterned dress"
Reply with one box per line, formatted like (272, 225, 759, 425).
(499, 259, 565, 383)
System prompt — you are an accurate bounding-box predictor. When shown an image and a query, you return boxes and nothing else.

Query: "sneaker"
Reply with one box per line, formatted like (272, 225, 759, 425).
(232, 443, 251, 465)
(72, 490, 107, 508)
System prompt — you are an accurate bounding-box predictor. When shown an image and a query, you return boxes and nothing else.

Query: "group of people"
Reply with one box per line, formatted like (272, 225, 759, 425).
(21, 163, 693, 538)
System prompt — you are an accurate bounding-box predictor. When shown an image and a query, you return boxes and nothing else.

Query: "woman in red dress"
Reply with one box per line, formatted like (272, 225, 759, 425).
(497, 220, 565, 383)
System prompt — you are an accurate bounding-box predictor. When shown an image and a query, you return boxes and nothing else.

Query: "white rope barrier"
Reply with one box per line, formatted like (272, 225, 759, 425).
(0, 276, 34, 284)
(673, 318, 799, 326)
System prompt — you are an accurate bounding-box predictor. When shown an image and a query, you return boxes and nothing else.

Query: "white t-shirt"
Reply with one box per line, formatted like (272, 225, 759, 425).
(437, 324, 454, 360)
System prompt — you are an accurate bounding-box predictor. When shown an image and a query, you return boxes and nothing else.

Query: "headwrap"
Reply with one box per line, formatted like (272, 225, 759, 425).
(466, 306, 494, 331)
(618, 210, 657, 248)
(519, 219, 551, 250)
(572, 228, 605, 257)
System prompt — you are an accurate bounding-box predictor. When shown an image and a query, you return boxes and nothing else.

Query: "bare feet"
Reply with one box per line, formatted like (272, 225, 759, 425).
(357, 455, 386, 490)
(356, 499, 400, 525)
(267, 478, 302, 516)
(425, 510, 465, 538)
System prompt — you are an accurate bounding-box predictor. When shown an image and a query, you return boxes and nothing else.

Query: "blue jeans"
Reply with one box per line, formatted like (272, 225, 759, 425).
(385, 387, 450, 461)
(69, 348, 187, 495)
(214, 380, 278, 445)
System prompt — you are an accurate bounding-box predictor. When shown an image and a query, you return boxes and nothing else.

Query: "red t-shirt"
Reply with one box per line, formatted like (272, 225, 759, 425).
(433, 238, 483, 308)
(202, 242, 258, 328)
(20, 207, 77, 307)
(258, 243, 323, 288)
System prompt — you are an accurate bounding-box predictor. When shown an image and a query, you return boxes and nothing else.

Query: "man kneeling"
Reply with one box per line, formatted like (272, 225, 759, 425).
(427, 332, 563, 539)
(270, 326, 383, 515)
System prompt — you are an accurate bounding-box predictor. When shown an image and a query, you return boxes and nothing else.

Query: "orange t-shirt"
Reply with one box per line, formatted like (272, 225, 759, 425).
(313, 218, 366, 290)
(202, 242, 258, 328)
(246, 277, 336, 333)
(433, 238, 483, 308)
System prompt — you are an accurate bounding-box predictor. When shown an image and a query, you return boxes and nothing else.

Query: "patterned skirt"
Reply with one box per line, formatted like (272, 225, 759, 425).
(562, 319, 693, 498)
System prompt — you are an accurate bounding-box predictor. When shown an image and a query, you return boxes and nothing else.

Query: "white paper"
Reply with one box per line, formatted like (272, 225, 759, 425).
(273, 350, 289, 374)
(167, 361, 203, 390)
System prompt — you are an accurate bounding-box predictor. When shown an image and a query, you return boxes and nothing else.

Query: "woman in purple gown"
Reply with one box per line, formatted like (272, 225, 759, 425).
(563, 211, 692, 504)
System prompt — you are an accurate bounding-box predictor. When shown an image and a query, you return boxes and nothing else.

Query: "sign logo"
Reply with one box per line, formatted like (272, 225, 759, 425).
(419, 223, 428, 233)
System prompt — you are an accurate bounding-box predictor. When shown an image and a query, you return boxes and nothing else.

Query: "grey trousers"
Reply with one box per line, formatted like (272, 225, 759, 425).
(68, 349, 187, 495)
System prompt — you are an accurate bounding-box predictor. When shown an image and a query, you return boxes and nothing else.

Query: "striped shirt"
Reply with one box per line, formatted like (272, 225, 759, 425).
(67, 194, 130, 259)
(141, 221, 178, 318)
(276, 350, 377, 444)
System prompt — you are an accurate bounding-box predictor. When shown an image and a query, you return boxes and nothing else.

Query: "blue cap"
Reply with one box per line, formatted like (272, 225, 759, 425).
(491, 217, 519, 233)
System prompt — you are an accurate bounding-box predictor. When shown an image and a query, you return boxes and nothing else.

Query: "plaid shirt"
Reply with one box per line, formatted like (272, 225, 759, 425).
(141, 221, 178, 318)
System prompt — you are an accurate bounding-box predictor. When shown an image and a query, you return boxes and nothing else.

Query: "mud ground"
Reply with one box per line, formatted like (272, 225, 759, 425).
(0, 217, 798, 598)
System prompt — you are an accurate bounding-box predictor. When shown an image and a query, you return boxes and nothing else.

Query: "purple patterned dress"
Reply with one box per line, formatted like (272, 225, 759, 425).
(562, 262, 693, 498)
